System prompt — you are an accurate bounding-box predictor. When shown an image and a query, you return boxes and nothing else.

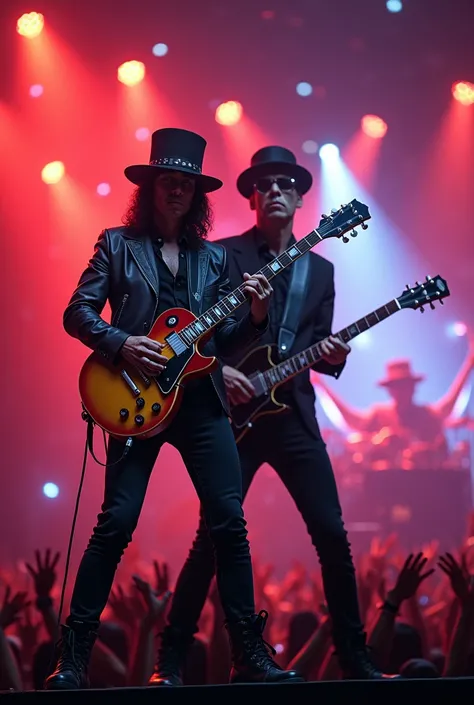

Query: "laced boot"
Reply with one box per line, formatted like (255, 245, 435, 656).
(336, 631, 400, 679)
(226, 610, 304, 684)
(148, 626, 194, 686)
(44, 623, 97, 690)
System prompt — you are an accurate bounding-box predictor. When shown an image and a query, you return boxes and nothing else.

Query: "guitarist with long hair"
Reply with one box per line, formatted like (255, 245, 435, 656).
(45, 130, 303, 689)
(155, 147, 395, 682)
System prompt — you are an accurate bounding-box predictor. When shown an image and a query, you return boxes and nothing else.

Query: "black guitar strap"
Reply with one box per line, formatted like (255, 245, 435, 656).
(277, 253, 310, 359)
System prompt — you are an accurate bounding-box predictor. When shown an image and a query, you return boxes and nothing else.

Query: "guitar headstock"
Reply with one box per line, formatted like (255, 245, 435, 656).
(318, 199, 371, 243)
(397, 275, 450, 312)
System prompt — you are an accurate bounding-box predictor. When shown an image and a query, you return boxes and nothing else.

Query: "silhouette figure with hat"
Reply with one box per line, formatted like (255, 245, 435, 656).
(314, 345, 474, 470)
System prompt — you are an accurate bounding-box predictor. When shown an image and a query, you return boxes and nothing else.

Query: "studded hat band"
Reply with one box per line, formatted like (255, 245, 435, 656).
(149, 157, 202, 173)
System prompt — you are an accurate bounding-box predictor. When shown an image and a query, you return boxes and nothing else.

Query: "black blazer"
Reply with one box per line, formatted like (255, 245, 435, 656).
(63, 226, 266, 416)
(216, 228, 345, 437)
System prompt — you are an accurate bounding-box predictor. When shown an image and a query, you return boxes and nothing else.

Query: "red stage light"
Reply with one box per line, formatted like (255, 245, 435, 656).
(17, 11, 44, 38)
(215, 101, 243, 126)
(361, 114, 388, 139)
(118, 61, 145, 86)
(452, 81, 474, 106)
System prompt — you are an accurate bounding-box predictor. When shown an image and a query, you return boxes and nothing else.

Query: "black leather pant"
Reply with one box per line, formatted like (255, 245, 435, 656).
(67, 385, 255, 630)
(167, 408, 364, 646)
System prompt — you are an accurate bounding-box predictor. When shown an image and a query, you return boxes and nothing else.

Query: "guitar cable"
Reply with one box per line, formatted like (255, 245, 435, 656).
(52, 412, 133, 665)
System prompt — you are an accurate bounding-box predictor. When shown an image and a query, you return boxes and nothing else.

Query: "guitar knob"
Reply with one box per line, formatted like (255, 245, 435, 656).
(136, 397, 145, 409)
(151, 403, 161, 414)
(119, 408, 129, 421)
(134, 415, 145, 426)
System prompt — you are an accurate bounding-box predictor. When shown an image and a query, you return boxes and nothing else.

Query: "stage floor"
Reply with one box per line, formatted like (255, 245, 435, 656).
(2, 678, 473, 705)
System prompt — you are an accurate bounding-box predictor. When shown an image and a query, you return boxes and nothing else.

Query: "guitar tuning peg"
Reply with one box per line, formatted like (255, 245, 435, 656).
(405, 284, 410, 290)
(429, 302, 435, 309)
(425, 275, 432, 281)
(361, 223, 368, 230)
(331, 208, 338, 214)
(340, 203, 347, 208)
(350, 229, 358, 237)
(342, 235, 349, 243)
(321, 213, 329, 219)
(439, 298, 444, 305)
(419, 305, 425, 313)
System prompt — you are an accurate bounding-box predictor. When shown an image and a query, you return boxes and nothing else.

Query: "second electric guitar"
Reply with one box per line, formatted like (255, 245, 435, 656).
(230, 276, 450, 442)
(79, 199, 370, 439)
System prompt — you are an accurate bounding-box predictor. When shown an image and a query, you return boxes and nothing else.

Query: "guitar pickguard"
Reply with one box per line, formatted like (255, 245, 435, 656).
(157, 345, 195, 395)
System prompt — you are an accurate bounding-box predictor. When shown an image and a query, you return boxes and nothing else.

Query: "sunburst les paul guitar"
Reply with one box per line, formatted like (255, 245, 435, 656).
(230, 276, 450, 443)
(79, 200, 370, 439)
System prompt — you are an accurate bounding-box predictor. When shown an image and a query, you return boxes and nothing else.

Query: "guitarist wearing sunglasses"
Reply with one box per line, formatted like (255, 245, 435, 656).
(156, 147, 396, 682)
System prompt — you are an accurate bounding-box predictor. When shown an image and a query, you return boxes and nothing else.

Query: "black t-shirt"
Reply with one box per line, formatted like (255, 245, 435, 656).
(152, 236, 215, 402)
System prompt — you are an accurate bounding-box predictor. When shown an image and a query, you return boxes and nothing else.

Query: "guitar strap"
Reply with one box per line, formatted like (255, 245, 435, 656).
(277, 253, 310, 359)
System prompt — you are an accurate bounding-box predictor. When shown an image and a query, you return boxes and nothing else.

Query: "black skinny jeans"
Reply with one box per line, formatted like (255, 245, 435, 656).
(67, 386, 255, 630)
(167, 409, 364, 648)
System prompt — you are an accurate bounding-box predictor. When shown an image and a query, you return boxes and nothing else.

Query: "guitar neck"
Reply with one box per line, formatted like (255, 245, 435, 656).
(262, 297, 402, 387)
(177, 227, 325, 347)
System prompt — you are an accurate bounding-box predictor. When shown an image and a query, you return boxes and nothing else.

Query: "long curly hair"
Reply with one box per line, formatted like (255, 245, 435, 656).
(122, 176, 214, 247)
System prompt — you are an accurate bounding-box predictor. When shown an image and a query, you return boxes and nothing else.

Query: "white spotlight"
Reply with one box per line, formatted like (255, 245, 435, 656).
(296, 82, 313, 97)
(386, 0, 403, 12)
(319, 143, 340, 161)
(43, 482, 59, 498)
(152, 43, 168, 57)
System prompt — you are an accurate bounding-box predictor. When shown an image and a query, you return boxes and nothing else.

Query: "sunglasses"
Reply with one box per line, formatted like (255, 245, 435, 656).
(254, 176, 296, 193)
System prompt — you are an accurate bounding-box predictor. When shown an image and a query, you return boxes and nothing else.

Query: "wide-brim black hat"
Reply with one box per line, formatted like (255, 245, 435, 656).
(124, 127, 223, 193)
(237, 145, 313, 198)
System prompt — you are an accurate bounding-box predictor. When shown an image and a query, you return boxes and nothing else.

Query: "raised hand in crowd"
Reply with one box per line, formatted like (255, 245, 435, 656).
(385, 552, 435, 607)
(25, 549, 60, 640)
(438, 552, 474, 608)
(0, 586, 30, 630)
(128, 563, 173, 687)
(25, 549, 59, 599)
(438, 551, 474, 676)
(132, 573, 172, 629)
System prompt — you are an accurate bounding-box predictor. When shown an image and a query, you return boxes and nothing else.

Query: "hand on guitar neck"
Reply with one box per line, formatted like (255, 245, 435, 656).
(121, 336, 168, 377)
(320, 335, 351, 365)
(222, 365, 256, 406)
(242, 272, 273, 326)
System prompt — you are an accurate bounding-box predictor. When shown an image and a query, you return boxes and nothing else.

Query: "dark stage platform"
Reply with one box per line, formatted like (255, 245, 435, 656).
(2, 678, 473, 705)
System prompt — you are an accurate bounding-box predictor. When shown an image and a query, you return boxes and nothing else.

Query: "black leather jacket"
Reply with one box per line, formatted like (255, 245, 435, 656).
(63, 226, 267, 416)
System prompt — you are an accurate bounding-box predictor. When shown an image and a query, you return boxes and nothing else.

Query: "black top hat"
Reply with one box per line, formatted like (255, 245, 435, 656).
(237, 146, 313, 198)
(124, 128, 223, 193)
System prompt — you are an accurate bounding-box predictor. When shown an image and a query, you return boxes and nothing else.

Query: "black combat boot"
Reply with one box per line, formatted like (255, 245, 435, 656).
(148, 626, 194, 686)
(336, 631, 400, 679)
(44, 623, 97, 690)
(226, 610, 304, 684)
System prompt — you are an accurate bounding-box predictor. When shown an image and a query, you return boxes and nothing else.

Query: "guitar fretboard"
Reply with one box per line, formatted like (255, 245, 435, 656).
(174, 227, 328, 348)
(260, 298, 401, 388)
